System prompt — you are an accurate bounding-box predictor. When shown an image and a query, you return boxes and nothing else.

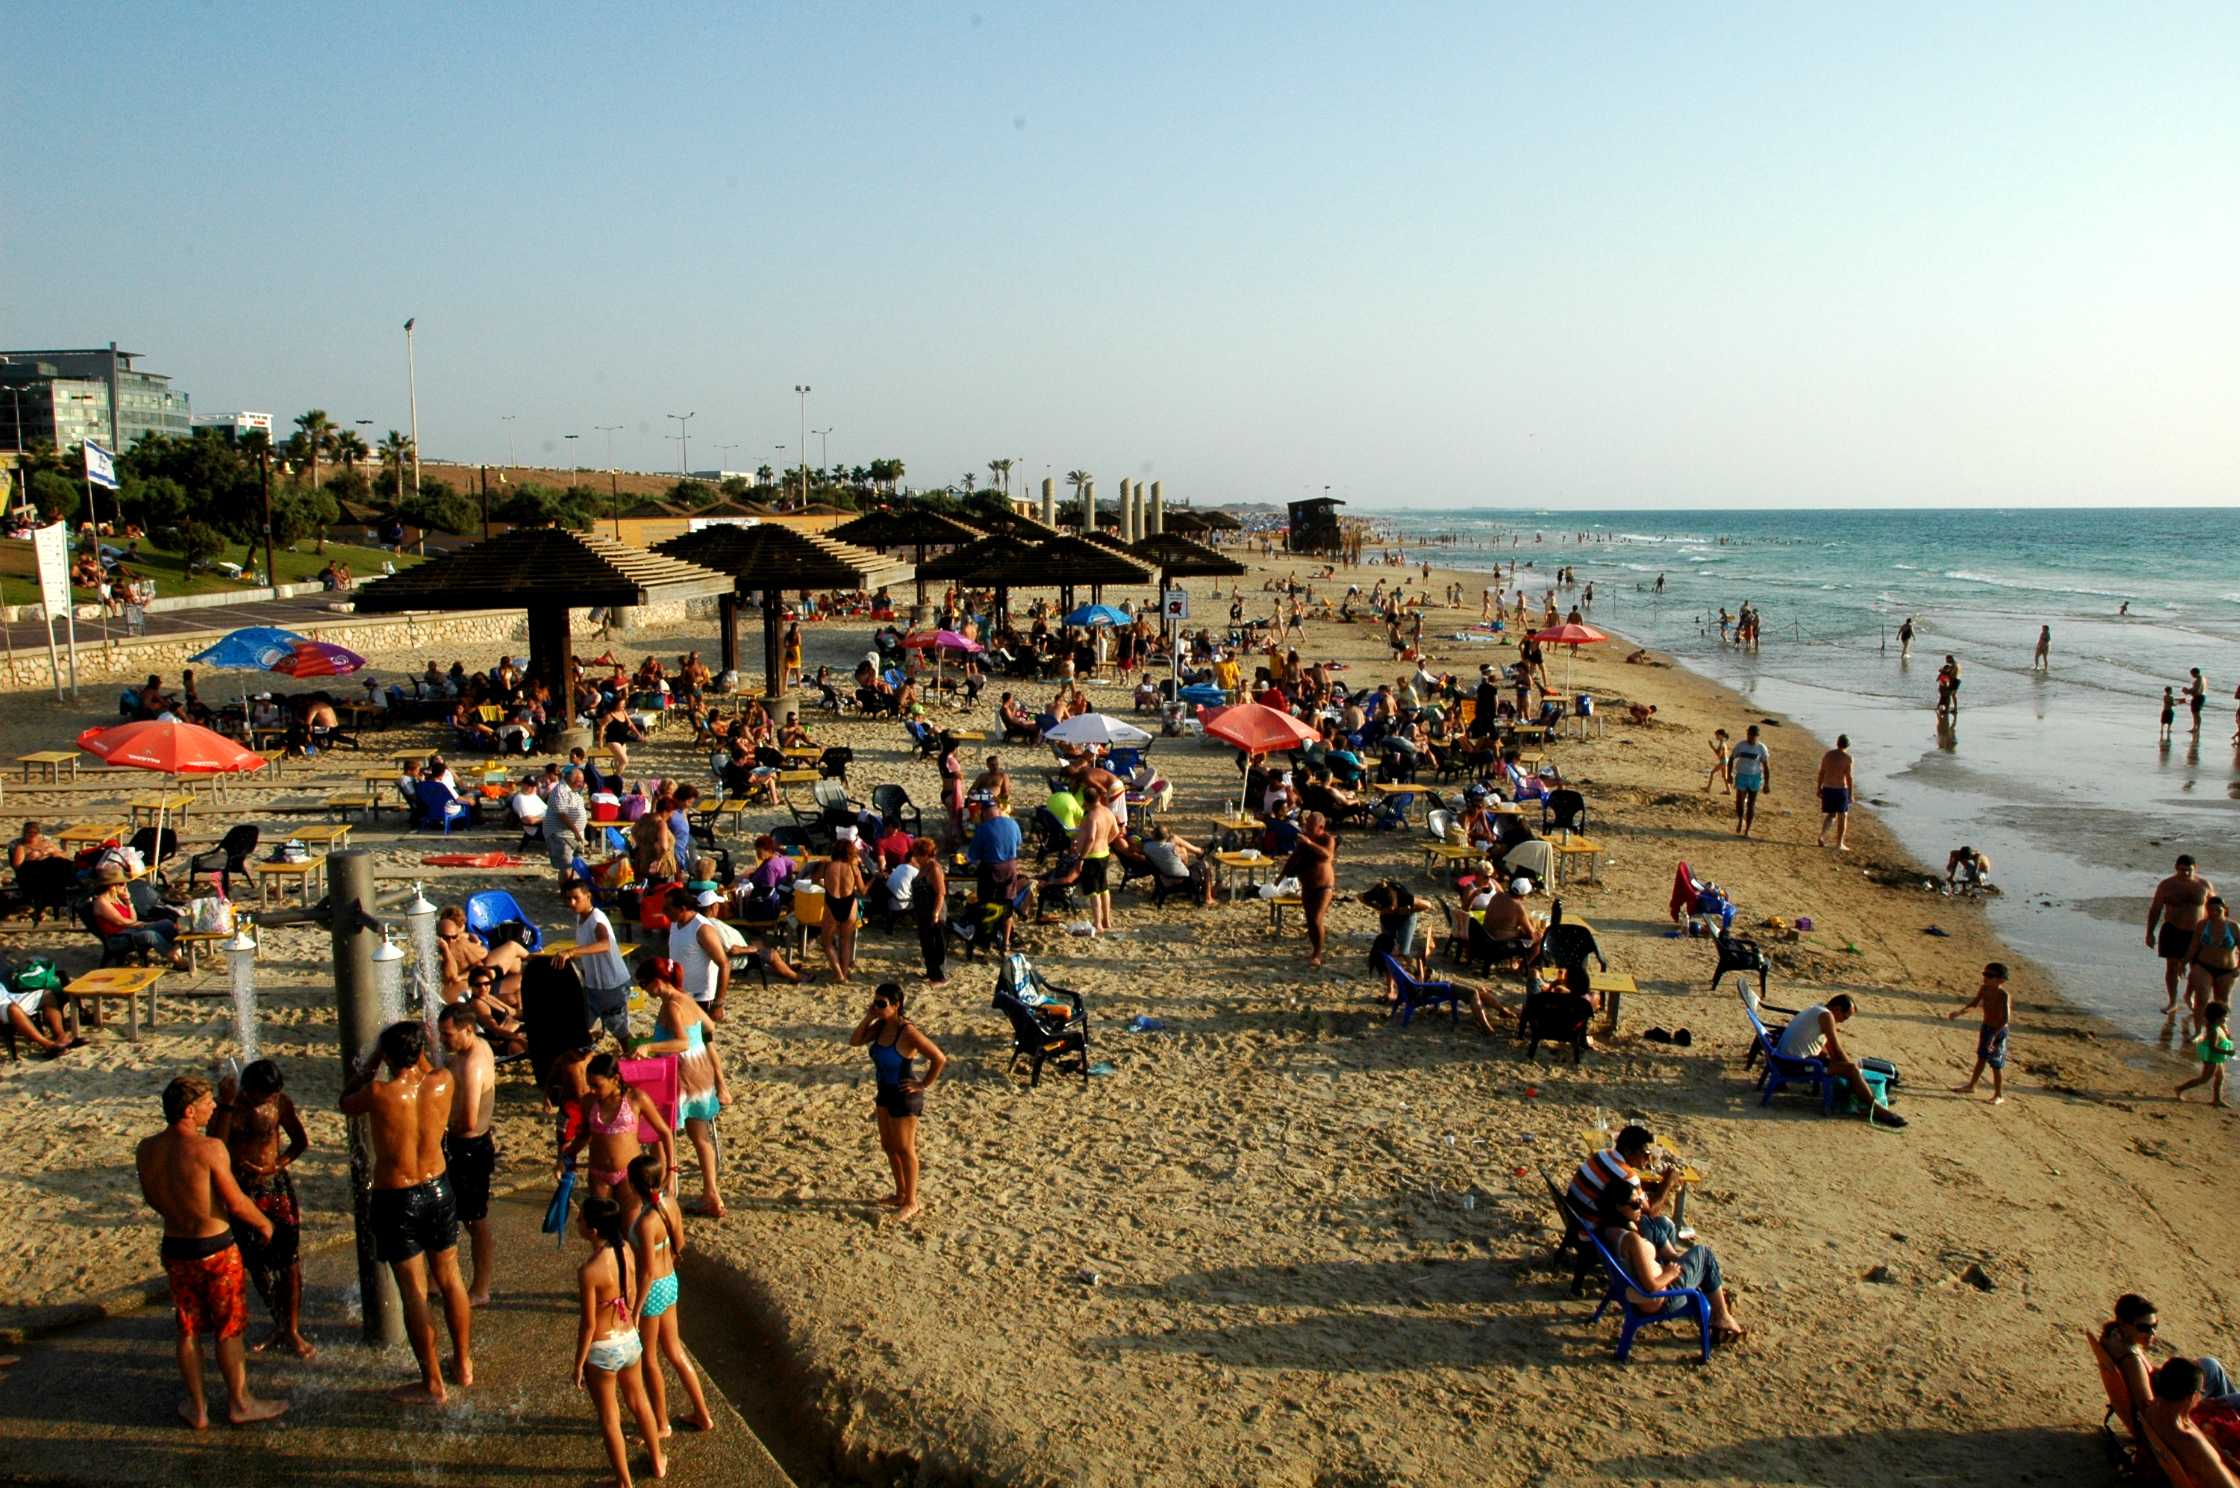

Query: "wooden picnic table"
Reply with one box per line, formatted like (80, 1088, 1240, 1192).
(260, 854, 329, 908)
(1211, 849, 1273, 901)
(393, 751, 429, 771)
(129, 794, 193, 830)
(17, 750, 80, 783)
(292, 823, 353, 852)
(1540, 965, 1638, 1029)
(64, 965, 165, 1042)
(781, 745, 822, 761)
(325, 792, 377, 822)
(1422, 840, 1477, 873)
(1552, 833, 1603, 887)
(58, 822, 128, 850)
(176, 928, 232, 971)
(775, 768, 821, 791)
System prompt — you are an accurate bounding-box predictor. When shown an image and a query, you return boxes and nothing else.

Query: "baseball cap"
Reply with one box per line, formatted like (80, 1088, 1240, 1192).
(695, 889, 722, 909)
(834, 825, 857, 842)
(1510, 877, 1531, 894)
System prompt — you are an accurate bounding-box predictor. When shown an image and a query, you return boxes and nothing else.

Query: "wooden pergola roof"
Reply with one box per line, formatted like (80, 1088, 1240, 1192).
(351, 526, 733, 611)
(827, 508, 983, 552)
(1130, 531, 1246, 578)
(1030, 534, 1155, 586)
(650, 523, 900, 591)
(916, 534, 1049, 584)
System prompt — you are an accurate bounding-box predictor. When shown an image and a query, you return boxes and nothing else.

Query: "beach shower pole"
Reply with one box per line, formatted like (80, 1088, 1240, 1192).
(330, 849, 406, 1347)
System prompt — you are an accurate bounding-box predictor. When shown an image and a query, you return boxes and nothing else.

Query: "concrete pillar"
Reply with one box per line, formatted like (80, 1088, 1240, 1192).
(1150, 480, 1165, 535)
(1040, 477, 1055, 528)
(1130, 482, 1145, 543)
(1081, 478, 1095, 532)
(1120, 480, 1135, 543)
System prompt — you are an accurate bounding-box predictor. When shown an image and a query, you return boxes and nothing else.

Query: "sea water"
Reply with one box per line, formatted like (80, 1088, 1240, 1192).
(1380, 506, 2240, 1044)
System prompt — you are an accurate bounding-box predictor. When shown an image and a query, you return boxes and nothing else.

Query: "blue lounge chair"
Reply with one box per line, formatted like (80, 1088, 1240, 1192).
(412, 779, 473, 834)
(1584, 1225, 1712, 1363)
(1376, 951, 1461, 1027)
(466, 889, 543, 951)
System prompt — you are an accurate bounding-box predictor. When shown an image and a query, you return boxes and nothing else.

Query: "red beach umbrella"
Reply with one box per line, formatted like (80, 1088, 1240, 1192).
(1204, 702, 1319, 816)
(1527, 623, 1607, 647)
(77, 719, 269, 775)
(75, 720, 268, 875)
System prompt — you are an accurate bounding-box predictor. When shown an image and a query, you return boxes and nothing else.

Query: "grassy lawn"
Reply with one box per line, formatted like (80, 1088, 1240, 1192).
(0, 537, 425, 609)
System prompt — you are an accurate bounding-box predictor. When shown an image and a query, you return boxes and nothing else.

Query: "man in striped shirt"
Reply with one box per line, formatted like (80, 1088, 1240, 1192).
(1568, 1125, 1687, 1253)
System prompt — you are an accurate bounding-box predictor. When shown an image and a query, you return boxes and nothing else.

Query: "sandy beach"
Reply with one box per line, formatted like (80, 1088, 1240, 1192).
(0, 544, 2228, 1486)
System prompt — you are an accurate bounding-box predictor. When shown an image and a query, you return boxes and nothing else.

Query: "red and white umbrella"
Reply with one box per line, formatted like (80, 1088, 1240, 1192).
(1203, 702, 1318, 814)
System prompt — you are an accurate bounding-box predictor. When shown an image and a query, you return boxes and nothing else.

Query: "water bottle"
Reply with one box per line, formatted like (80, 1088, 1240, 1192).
(1461, 1193, 1477, 1212)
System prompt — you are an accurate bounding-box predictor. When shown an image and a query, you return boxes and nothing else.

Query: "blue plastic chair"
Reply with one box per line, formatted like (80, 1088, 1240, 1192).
(1739, 991, 1836, 1111)
(466, 889, 543, 951)
(1584, 1226, 1712, 1363)
(1376, 952, 1461, 1027)
(413, 779, 471, 834)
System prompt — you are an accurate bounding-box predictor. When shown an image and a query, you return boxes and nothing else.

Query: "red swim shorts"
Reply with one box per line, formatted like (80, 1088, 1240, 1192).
(163, 1242, 248, 1342)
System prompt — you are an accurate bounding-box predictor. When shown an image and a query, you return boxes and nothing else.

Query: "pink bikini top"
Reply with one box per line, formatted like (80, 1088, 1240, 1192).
(588, 1093, 634, 1137)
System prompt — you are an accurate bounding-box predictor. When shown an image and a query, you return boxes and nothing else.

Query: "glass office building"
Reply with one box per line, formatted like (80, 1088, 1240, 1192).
(0, 344, 191, 452)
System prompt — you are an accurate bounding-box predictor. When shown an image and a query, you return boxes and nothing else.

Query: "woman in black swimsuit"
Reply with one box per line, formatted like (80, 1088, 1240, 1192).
(847, 983, 947, 1222)
(820, 833, 865, 984)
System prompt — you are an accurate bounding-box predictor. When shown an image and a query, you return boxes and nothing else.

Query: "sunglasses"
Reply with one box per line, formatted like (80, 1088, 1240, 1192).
(872, 998, 896, 1008)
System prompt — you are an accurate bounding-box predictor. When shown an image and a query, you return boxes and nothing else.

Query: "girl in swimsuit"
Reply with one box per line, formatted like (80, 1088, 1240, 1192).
(821, 840, 866, 984)
(560, 1054, 675, 1227)
(2188, 898, 2239, 1032)
(573, 1196, 665, 1488)
(639, 977, 729, 1218)
(848, 983, 948, 1223)
(627, 1155, 713, 1436)
(1704, 728, 1731, 794)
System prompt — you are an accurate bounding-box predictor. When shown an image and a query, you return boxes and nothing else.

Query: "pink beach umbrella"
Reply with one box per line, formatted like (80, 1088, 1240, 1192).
(269, 639, 367, 678)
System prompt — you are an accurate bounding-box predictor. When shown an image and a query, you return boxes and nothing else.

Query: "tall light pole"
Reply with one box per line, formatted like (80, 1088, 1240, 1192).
(563, 433, 580, 493)
(402, 318, 420, 502)
(713, 441, 742, 474)
(794, 385, 811, 507)
(594, 424, 624, 537)
(814, 426, 832, 475)
(666, 412, 695, 478)
(500, 415, 518, 469)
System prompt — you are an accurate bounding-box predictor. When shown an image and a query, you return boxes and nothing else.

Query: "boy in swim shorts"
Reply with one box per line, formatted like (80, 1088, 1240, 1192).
(1945, 962, 2012, 1104)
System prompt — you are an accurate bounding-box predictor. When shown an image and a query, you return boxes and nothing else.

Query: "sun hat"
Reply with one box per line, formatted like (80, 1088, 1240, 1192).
(1510, 877, 1532, 894)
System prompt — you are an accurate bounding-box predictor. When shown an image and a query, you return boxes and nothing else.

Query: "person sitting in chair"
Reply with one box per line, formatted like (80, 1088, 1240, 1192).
(998, 692, 1039, 743)
(1140, 824, 1214, 905)
(2142, 1358, 2240, 1488)
(1568, 1125, 1691, 1252)
(3, 966, 80, 1055)
(89, 867, 187, 969)
(1595, 1179, 1744, 1348)
(1772, 994, 1907, 1128)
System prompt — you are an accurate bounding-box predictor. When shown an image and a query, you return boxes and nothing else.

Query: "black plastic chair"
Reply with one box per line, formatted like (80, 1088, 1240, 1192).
(991, 954, 1088, 1088)
(871, 784, 923, 836)
(1541, 789, 1589, 835)
(188, 825, 260, 898)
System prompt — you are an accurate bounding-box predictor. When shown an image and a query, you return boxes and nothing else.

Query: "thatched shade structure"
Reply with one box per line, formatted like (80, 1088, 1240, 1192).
(1196, 509, 1244, 532)
(652, 524, 898, 697)
(1131, 531, 1247, 582)
(352, 526, 732, 700)
(958, 506, 1059, 542)
(829, 508, 984, 615)
(916, 534, 1047, 627)
(1032, 534, 1155, 611)
(693, 499, 772, 519)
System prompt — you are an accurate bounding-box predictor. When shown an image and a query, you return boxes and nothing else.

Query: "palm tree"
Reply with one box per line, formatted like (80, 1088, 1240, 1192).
(294, 409, 335, 490)
(379, 430, 414, 498)
(961, 472, 976, 494)
(755, 463, 774, 486)
(332, 428, 369, 474)
(988, 457, 1013, 494)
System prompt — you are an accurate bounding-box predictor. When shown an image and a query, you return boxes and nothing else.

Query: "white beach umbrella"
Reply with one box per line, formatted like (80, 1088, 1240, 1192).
(1043, 712, 1153, 749)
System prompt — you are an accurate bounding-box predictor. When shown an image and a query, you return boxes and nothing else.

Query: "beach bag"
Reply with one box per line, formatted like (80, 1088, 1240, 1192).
(8, 955, 61, 993)
(188, 895, 234, 935)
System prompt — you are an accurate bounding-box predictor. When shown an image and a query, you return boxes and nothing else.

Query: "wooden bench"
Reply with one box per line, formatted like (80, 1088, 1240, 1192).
(17, 750, 80, 783)
(325, 793, 377, 822)
(64, 966, 165, 1042)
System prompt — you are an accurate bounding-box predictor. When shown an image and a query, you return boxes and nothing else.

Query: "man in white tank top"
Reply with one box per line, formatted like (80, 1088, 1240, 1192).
(663, 888, 730, 1021)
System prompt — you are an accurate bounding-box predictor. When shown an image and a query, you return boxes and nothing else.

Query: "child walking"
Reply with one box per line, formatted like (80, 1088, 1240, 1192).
(1946, 962, 2013, 1104)
(1703, 728, 1731, 793)
(2160, 687, 2176, 743)
(2176, 1001, 2232, 1108)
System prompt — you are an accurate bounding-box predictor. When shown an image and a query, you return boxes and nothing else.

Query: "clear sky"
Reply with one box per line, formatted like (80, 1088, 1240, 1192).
(8, 2, 2235, 509)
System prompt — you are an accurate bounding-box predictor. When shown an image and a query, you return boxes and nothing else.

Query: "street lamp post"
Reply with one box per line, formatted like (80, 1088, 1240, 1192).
(666, 412, 695, 479)
(402, 318, 420, 503)
(595, 424, 624, 537)
(794, 385, 811, 507)
(563, 433, 580, 493)
(500, 415, 518, 469)
(814, 426, 832, 476)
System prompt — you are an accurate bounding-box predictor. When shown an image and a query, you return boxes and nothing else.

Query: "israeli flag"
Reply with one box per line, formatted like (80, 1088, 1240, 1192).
(83, 441, 119, 490)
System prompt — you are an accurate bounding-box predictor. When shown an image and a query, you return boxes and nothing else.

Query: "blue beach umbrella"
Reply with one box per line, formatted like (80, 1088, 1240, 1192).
(1064, 603, 1130, 627)
(189, 626, 310, 723)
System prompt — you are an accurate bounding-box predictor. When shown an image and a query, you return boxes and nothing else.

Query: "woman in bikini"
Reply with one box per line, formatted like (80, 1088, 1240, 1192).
(627, 1155, 713, 1436)
(820, 834, 866, 984)
(561, 1054, 675, 1226)
(847, 983, 947, 1223)
(2188, 897, 2239, 1030)
(637, 975, 729, 1218)
(573, 1196, 665, 1488)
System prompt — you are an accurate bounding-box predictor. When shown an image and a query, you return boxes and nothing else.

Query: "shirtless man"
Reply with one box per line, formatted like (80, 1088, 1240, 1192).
(136, 1076, 288, 1429)
(1815, 735, 1855, 851)
(339, 1021, 474, 1404)
(437, 1005, 499, 1307)
(207, 1060, 313, 1357)
(1072, 783, 1120, 933)
(971, 755, 1012, 812)
(2148, 855, 2216, 1014)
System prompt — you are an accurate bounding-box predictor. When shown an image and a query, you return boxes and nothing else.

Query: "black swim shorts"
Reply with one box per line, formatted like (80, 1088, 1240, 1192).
(1080, 856, 1109, 893)
(875, 1084, 924, 1119)
(442, 1130, 498, 1225)
(1820, 787, 1851, 814)
(2160, 923, 2198, 960)
(370, 1175, 459, 1264)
